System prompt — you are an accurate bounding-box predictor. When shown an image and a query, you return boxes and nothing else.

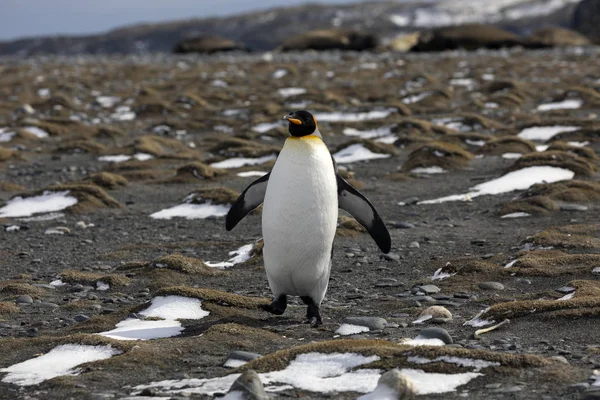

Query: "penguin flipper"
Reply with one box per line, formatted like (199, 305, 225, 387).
(336, 173, 391, 254)
(226, 172, 270, 231)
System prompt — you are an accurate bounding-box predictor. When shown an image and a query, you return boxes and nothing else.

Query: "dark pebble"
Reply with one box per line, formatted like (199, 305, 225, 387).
(74, 314, 90, 322)
(393, 222, 415, 229)
(478, 281, 504, 291)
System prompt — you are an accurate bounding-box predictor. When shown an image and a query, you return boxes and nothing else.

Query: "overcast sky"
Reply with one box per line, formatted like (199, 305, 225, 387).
(0, 0, 382, 40)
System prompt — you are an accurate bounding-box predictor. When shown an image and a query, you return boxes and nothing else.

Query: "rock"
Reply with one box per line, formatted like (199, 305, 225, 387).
(573, 0, 600, 44)
(382, 253, 400, 262)
(173, 35, 248, 54)
(417, 284, 440, 294)
(549, 355, 570, 364)
(401, 197, 420, 205)
(416, 327, 453, 344)
(393, 222, 415, 229)
(34, 302, 59, 310)
(408, 241, 420, 248)
(225, 370, 269, 400)
(74, 314, 90, 322)
(419, 306, 452, 320)
(412, 24, 524, 52)
(478, 281, 505, 291)
(358, 369, 416, 399)
(528, 27, 590, 47)
(228, 350, 261, 363)
(343, 316, 387, 330)
(279, 28, 377, 52)
(16, 295, 33, 304)
(560, 203, 589, 211)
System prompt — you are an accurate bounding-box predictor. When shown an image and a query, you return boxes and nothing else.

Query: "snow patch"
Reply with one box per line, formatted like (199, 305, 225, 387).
(98, 153, 154, 163)
(0, 191, 78, 218)
(100, 296, 209, 341)
(335, 324, 370, 336)
(206, 244, 254, 269)
(23, 126, 50, 138)
(236, 171, 267, 178)
(343, 125, 394, 139)
(333, 144, 390, 164)
(411, 166, 446, 174)
(1, 344, 120, 386)
(210, 154, 277, 169)
(419, 167, 574, 204)
(517, 125, 579, 141)
(314, 109, 395, 122)
(278, 87, 306, 97)
(408, 356, 499, 371)
(501, 212, 531, 219)
(537, 99, 582, 111)
(150, 202, 229, 220)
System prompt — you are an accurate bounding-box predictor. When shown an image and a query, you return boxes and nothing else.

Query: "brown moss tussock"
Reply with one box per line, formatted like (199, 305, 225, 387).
(43, 184, 122, 213)
(507, 151, 597, 177)
(508, 250, 600, 276)
(529, 224, 600, 248)
(239, 339, 553, 375)
(85, 172, 129, 189)
(498, 196, 559, 216)
(161, 162, 228, 183)
(547, 141, 599, 162)
(59, 270, 130, 287)
(0, 301, 20, 314)
(402, 141, 473, 171)
(0, 181, 25, 192)
(134, 136, 198, 159)
(0, 147, 19, 162)
(55, 139, 106, 154)
(481, 136, 536, 155)
(336, 215, 366, 238)
(151, 254, 224, 276)
(479, 297, 600, 322)
(0, 283, 46, 297)
(156, 286, 270, 309)
(187, 186, 239, 205)
(209, 137, 280, 158)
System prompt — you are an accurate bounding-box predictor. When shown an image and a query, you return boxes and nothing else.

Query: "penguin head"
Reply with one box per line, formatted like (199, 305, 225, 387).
(284, 110, 317, 137)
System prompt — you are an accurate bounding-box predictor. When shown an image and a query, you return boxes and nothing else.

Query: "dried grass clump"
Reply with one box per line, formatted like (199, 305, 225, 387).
(507, 150, 597, 177)
(481, 136, 536, 155)
(35, 184, 122, 213)
(151, 254, 224, 276)
(155, 286, 270, 309)
(528, 224, 600, 248)
(160, 162, 227, 184)
(59, 270, 130, 287)
(187, 187, 239, 205)
(85, 172, 128, 189)
(0, 283, 45, 297)
(401, 141, 473, 171)
(507, 250, 600, 276)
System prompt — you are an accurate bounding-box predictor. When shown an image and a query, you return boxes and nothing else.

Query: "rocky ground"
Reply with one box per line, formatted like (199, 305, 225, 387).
(1, 48, 600, 399)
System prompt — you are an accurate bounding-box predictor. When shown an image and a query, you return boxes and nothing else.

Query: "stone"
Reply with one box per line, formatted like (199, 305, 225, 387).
(478, 281, 504, 290)
(394, 222, 415, 229)
(419, 305, 452, 320)
(74, 314, 90, 322)
(382, 253, 400, 261)
(342, 316, 387, 330)
(16, 295, 33, 304)
(416, 327, 453, 344)
(359, 368, 416, 399)
(417, 284, 440, 294)
(408, 241, 420, 248)
(225, 370, 269, 400)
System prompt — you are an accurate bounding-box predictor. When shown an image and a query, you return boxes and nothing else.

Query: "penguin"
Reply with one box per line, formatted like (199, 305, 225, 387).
(226, 110, 391, 327)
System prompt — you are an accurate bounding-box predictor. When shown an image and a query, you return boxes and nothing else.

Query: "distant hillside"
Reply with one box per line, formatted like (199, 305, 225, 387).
(0, 0, 582, 55)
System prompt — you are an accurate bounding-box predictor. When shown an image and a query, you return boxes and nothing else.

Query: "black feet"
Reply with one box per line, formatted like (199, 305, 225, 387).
(301, 296, 322, 327)
(261, 295, 287, 315)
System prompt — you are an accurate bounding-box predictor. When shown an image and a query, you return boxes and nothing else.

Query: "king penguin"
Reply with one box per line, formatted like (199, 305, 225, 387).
(226, 110, 391, 326)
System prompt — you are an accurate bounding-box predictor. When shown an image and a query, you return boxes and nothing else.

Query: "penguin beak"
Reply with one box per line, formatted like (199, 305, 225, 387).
(283, 115, 302, 125)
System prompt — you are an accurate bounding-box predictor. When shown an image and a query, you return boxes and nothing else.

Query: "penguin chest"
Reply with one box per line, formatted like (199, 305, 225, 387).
(262, 137, 338, 293)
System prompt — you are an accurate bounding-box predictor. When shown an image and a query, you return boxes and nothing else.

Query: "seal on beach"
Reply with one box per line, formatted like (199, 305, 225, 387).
(226, 110, 391, 326)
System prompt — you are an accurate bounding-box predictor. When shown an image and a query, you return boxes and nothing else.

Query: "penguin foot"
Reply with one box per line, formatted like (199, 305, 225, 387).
(300, 296, 322, 328)
(261, 295, 287, 315)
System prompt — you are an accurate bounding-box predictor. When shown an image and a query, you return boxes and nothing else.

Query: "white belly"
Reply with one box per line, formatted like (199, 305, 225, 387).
(262, 136, 338, 303)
